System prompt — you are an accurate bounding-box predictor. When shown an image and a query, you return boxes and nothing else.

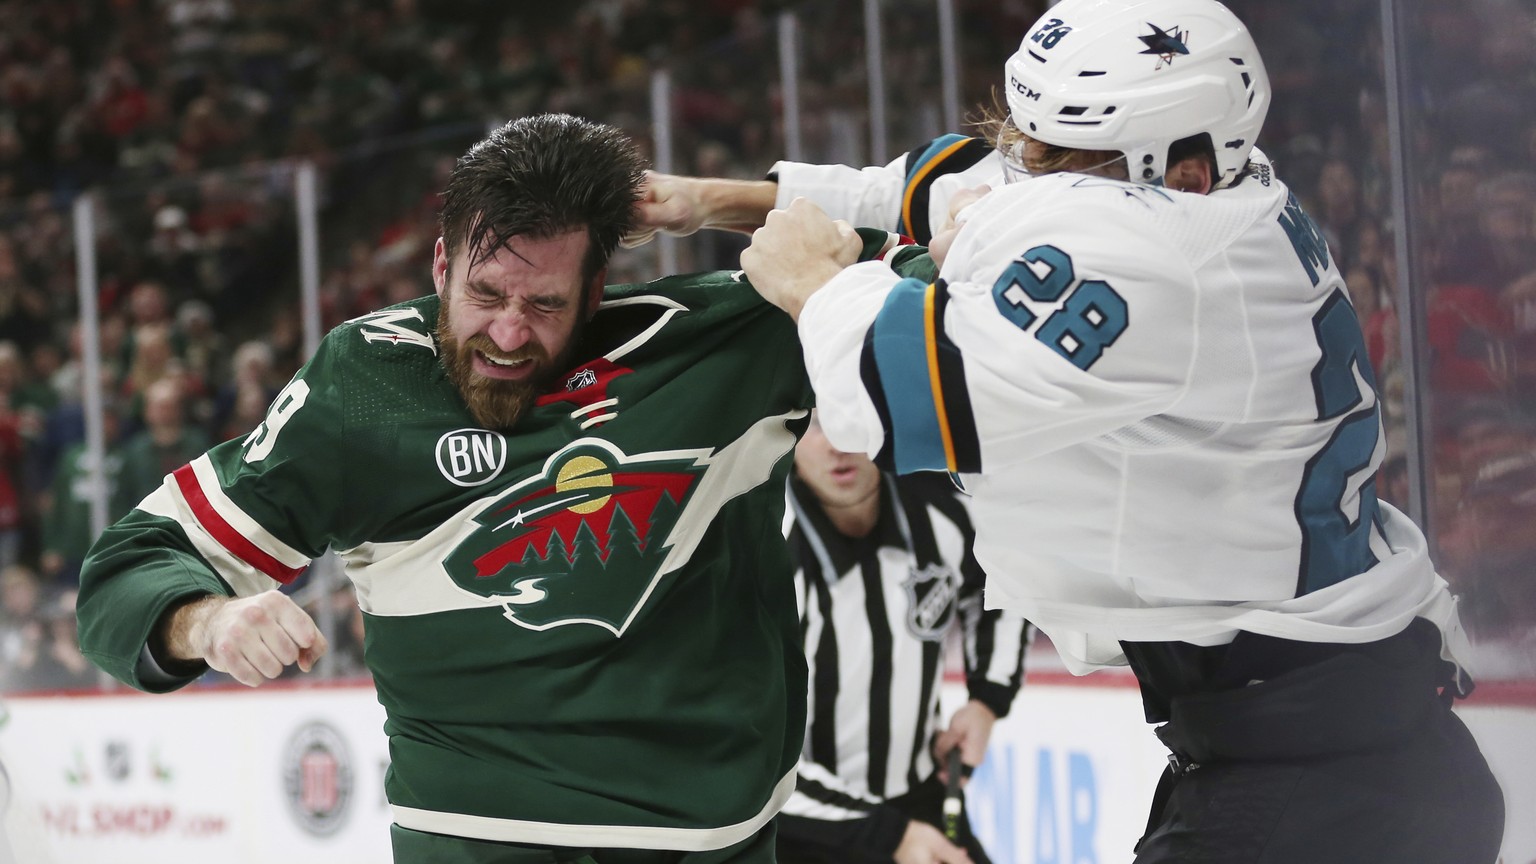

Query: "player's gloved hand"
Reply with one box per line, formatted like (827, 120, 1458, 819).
(933, 699, 997, 787)
(894, 819, 972, 864)
(163, 590, 329, 687)
(741, 197, 861, 322)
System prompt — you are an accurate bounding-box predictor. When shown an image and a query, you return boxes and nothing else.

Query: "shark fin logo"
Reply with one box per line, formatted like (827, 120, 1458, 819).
(444, 441, 705, 635)
(1138, 22, 1191, 69)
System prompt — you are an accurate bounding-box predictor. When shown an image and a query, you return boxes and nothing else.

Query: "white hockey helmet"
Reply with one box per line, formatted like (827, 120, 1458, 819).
(1003, 0, 1270, 187)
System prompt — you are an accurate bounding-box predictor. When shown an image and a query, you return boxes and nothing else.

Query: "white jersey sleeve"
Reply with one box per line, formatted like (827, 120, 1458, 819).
(801, 174, 1197, 474)
(772, 134, 1004, 244)
(797, 158, 1474, 682)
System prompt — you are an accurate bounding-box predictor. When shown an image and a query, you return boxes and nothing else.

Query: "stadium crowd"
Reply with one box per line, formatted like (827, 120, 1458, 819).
(1, 0, 1534, 693)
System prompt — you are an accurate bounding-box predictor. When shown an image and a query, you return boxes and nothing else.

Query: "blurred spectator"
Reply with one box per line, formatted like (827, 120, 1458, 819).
(0, 563, 45, 692)
(1504, 270, 1536, 404)
(119, 322, 181, 418)
(0, 346, 27, 570)
(1313, 157, 1369, 263)
(15, 340, 62, 418)
(189, 170, 255, 245)
(0, 234, 50, 355)
(307, 51, 397, 143)
(1440, 417, 1536, 671)
(1435, 172, 1536, 292)
(41, 407, 122, 587)
(322, 239, 388, 326)
(0, 0, 1522, 683)
(324, 585, 371, 680)
(93, 55, 151, 143)
(224, 384, 273, 446)
(264, 310, 305, 379)
(383, 274, 424, 308)
(112, 378, 208, 515)
(1434, 155, 1484, 252)
(26, 588, 96, 691)
(484, 31, 561, 121)
(210, 339, 280, 442)
(414, 37, 483, 128)
(146, 204, 203, 294)
(126, 278, 175, 333)
(175, 298, 224, 403)
(1436, 4, 1536, 164)
(166, 0, 235, 86)
(1368, 281, 1515, 425)
(1427, 283, 1516, 403)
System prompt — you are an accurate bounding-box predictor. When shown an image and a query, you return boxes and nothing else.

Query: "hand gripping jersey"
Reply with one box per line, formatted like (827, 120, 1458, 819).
(796, 152, 1474, 682)
(77, 233, 925, 851)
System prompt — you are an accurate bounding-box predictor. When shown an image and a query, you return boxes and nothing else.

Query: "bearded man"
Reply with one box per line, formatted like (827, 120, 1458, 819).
(75, 113, 936, 864)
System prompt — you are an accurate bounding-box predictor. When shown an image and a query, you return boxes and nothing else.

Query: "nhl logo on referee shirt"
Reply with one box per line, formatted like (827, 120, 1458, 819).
(281, 721, 354, 837)
(903, 564, 961, 641)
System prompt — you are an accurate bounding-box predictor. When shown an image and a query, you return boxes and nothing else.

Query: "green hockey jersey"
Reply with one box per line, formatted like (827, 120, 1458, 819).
(78, 234, 933, 851)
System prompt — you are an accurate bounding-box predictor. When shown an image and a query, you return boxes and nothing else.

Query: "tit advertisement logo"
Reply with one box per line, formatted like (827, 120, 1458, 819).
(444, 440, 705, 635)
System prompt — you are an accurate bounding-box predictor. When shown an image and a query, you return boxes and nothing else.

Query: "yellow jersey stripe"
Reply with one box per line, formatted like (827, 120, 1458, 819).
(901, 138, 973, 242)
(922, 283, 958, 473)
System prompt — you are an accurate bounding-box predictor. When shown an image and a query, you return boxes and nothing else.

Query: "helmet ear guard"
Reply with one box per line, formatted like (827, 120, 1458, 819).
(1004, 0, 1270, 188)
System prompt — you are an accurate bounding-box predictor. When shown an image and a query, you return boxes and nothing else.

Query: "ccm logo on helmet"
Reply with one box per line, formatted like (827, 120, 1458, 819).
(1010, 75, 1042, 101)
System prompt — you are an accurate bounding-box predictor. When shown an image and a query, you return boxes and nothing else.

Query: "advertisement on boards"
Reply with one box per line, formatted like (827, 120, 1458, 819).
(1, 674, 1530, 864)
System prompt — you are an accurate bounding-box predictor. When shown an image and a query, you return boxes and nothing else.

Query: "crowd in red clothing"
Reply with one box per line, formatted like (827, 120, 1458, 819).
(0, 0, 1534, 692)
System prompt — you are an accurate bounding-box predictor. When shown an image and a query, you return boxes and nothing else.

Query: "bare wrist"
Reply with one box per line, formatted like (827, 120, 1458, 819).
(699, 179, 778, 232)
(152, 594, 223, 665)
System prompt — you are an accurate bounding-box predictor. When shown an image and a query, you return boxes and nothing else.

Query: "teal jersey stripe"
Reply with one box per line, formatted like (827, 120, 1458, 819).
(870, 278, 948, 473)
(904, 133, 971, 183)
(897, 134, 971, 239)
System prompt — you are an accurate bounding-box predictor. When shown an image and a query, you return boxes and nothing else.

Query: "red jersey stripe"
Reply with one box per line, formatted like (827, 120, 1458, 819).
(173, 463, 307, 584)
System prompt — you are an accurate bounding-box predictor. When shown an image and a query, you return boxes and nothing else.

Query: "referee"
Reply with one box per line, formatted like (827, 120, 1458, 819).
(777, 412, 1029, 864)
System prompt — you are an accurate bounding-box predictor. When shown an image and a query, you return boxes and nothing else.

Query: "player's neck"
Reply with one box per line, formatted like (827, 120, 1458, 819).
(820, 487, 881, 539)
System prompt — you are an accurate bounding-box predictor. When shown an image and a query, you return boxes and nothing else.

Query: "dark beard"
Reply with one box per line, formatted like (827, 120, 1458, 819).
(436, 301, 584, 430)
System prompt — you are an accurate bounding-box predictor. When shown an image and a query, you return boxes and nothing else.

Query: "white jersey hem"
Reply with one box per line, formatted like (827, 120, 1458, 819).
(390, 768, 795, 851)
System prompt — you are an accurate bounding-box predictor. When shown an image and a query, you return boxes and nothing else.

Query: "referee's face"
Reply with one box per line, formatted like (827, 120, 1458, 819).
(795, 414, 882, 511)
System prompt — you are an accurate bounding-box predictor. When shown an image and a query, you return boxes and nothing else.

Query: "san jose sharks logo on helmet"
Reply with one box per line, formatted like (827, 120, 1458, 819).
(444, 439, 707, 635)
(1138, 22, 1191, 69)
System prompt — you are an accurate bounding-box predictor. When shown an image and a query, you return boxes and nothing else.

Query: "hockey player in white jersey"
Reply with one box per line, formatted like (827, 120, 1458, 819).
(632, 0, 1506, 861)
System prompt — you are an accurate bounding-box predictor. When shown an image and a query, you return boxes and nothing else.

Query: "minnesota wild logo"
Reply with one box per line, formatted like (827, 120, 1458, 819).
(444, 440, 707, 635)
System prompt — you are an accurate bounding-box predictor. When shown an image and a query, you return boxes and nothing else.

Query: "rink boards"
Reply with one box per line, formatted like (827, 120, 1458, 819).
(1, 673, 1530, 864)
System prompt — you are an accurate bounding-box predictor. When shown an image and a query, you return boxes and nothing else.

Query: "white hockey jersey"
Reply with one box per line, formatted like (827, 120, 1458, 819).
(792, 151, 1472, 679)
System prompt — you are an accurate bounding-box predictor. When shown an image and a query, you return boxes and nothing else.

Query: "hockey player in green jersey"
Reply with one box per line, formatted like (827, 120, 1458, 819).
(75, 114, 933, 863)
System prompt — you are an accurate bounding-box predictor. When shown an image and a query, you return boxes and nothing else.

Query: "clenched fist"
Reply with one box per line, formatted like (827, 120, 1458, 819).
(159, 590, 329, 687)
(741, 197, 861, 322)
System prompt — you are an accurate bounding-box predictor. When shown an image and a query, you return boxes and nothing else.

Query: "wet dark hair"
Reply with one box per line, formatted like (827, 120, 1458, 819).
(439, 113, 647, 284)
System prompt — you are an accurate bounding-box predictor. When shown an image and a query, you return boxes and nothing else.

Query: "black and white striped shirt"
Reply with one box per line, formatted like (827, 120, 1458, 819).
(780, 471, 1028, 848)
